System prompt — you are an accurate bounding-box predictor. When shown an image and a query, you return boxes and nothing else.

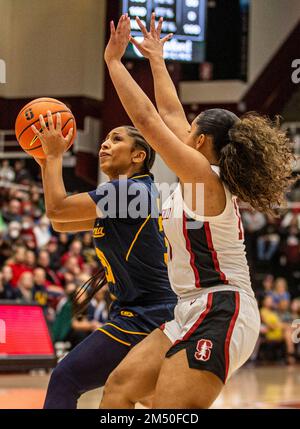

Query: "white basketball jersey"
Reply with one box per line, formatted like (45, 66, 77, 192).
(162, 166, 253, 298)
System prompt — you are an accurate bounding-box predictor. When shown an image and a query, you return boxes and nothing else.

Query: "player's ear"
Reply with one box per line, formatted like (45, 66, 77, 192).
(132, 149, 146, 165)
(195, 133, 206, 151)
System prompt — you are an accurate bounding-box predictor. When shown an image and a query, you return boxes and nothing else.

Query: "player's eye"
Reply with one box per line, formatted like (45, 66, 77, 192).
(113, 135, 123, 142)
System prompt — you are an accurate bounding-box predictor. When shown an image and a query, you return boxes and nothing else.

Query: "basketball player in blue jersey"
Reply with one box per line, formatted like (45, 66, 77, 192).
(100, 15, 295, 408)
(31, 117, 176, 408)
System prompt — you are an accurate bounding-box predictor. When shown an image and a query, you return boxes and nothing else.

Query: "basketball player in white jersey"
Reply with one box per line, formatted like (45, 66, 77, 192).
(100, 15, 295, 408)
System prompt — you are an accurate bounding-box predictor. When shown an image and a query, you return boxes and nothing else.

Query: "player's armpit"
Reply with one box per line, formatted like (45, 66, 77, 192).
(51, 219, 95, 233)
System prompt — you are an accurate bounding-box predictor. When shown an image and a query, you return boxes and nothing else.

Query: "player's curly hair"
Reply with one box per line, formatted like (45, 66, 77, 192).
(195, 109, 296, 215)
(125, 126, 156, 173)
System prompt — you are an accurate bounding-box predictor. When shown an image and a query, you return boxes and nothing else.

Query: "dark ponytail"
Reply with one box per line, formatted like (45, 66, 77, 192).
(125, 126, 156, 173)
(72, 268, 107, 316)
(196, 109, 296, 215)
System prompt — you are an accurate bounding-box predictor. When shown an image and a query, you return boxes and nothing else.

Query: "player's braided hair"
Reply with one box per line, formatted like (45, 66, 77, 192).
(72, 267, 107, 316)
(125, 126, 156, 173)
(195, 109, 296, 215)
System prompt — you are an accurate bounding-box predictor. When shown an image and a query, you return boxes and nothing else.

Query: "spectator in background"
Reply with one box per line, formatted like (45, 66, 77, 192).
(25, 250, 37, 270)
(15, 271, 48, 308)
(61, 239, 84, 269)
(273, 277, 291, 308)
(88, 285, 109, 326)
(22, 200, 34, 217)
(277, 299, 296, 365)
(0, 160, 15, 183)
(280, 225, 300, 296)
(0, 232, 13, 266)
(67, 286, 108, 349)
(257, 216, 281, 273)
(7, 245, 32, 287)
(47, 236, 61, 270)
(4, 221, 22, 244)
(21, 215, 37, 247)
(242, 209, 266, 233)
(51, 282, 76, 344)
(57, 233, 70, 257)
(256, 274, 275, 305)
(2, 199, 22, 223)
(241, 209, 266, 270)
(0, 271, 16, 300)
(58, 256, 81, 286)
(291, 298, 300, 320)
(81, 232, 96, 264)
(33, 215, 51, 248)
(260, 295, 284, 343)
(1, 265, 14, 289)
(15, 271, 35, 303)
(33, 267, 50, 289)
(14, 160, 32, 184)
(37, 249, 62, 288)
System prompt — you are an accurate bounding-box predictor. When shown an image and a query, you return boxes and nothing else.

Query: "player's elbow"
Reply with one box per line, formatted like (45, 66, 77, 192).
(51, 221, 65, 233)
(46, 208, 60, 221)
(134, 107, 157, 129)
(46, 207, 69, 223)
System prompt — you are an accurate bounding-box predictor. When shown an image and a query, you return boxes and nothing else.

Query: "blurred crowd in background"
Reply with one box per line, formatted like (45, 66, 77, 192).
(0, 158, 300, 364)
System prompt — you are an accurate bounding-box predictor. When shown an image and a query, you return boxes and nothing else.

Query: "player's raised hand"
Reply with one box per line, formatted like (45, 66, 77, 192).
(31, 111, 73, 159)
(130, 12, 173, 60)
(104, 14, 131, 64)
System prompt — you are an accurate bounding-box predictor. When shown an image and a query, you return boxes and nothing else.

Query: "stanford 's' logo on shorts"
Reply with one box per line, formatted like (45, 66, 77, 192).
(194, 339, 213, 362)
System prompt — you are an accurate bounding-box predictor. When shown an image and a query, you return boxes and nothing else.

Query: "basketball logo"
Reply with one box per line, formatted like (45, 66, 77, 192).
(194, 339, 213, 362)
(25, 108, 34, 121)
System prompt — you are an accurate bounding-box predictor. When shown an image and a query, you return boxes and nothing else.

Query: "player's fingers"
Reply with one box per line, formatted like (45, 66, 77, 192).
(110, 20, 116, 35)
(65, 127, 74, 145)
(31, 124, 42, 138)
(39, 114, 48, 132)
(47, 110, 54, 131)
(56, 112, 62, 132)
(136, 16, 148, 37)
(150, 12, 156, 37)
(157, 17, 163, 38)
(130, 36, 141, 50)
(161, 33, 173, 44)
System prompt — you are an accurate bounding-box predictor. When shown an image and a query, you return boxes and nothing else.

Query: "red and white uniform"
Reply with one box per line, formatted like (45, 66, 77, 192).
(161, 166, 260, 383)
(162, 166, 252, 298)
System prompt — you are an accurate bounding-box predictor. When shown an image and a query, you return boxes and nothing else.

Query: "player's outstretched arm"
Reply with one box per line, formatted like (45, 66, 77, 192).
(105, 15, 213, 185)
(31, 112, 98, 222)
(131, 13, 190, 141)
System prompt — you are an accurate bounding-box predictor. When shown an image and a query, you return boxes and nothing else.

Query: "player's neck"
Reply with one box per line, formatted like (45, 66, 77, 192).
(108, 167, 143, 181)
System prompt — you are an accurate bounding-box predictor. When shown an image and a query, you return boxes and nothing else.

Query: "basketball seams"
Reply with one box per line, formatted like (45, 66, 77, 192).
(17, 110, 73, 141)
(16, 98, 70, 119)
(23, 116, 75, 154)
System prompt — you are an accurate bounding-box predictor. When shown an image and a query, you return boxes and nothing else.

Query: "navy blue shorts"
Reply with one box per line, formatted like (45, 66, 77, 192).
(44, 298, 176, 408)
(100, 299, 176, 347)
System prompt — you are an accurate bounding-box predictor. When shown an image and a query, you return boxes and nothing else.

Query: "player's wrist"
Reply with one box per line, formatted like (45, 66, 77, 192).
(149, 55, 165, 64)
(46, 154, 63, 161)
(105, 57, 122, 67)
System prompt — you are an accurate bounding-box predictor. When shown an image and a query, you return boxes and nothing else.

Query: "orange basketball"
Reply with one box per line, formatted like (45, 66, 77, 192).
(15, 97, 77, 159)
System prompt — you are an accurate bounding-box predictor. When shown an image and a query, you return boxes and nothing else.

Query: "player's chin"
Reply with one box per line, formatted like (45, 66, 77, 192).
(99, 159, 112, 174)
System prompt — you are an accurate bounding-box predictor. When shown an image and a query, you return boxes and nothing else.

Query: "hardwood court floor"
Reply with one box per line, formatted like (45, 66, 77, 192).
(0, 365, 300, 409)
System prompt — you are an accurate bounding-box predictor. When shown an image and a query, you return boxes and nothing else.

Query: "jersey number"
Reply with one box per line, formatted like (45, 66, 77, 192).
(96, 248, 116, 284)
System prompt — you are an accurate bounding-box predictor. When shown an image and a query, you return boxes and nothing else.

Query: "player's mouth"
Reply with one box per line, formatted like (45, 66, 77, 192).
(99, 152, 112, 160)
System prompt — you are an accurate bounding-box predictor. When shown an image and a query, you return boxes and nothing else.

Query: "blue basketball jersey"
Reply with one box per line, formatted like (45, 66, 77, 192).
(88, 173, 176, 304)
